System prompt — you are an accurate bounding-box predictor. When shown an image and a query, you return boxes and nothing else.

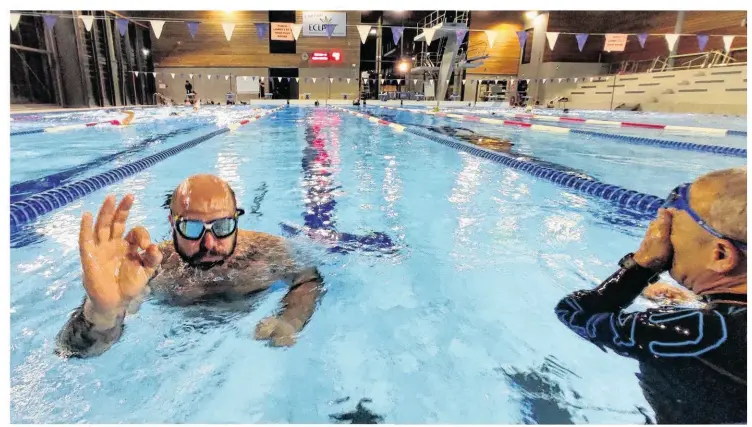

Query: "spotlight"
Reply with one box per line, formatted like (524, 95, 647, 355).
(525, 11, 539, 19)
(397, 61, 409, 73)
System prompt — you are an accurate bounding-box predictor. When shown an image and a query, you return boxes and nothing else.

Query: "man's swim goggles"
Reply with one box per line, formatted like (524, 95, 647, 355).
(663, 184, 746, 252)
(172, 208, 245, 240)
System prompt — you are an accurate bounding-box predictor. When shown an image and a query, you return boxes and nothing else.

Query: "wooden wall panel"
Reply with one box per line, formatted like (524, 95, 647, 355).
(123, 11, 361, 69)
(466, 11, 525, 75)
(543, 11, 746, 64)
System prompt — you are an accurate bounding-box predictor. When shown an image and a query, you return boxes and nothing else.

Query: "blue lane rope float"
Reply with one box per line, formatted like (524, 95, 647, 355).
(727, 130, 747, 137)
(10, 108, 281, 230)
(10, 129, 46, 136)
(383, 106, 747, 158)
(334, 107, 664, 217)
(569, 129, 747, 158)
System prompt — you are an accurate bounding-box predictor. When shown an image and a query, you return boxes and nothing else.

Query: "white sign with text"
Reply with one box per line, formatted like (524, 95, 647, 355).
(302, 11, 346, 37)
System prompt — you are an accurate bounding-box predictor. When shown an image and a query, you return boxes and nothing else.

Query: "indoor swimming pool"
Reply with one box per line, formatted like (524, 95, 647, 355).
(8, 105, 747, 423)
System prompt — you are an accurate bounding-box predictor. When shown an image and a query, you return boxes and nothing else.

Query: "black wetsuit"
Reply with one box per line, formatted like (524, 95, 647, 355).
(556, 259, 747, 424)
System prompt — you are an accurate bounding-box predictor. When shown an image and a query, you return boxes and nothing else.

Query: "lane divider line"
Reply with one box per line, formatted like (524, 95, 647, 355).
(379, 106, 746, 158)
(9, 108, 282, 229)
(334, 106, 664, 217)
(438, 108, 742, 136)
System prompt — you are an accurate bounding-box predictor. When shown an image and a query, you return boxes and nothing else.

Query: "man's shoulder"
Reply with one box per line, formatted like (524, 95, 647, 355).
(238, 230, 286, 247)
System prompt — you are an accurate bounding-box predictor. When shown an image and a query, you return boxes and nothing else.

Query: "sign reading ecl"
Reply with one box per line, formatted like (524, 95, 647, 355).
(310, 50, 342, 62)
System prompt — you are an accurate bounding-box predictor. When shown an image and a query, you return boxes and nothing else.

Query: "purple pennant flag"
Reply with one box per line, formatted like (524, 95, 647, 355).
(186, 21, 200, 39)
(116, 18, 129, 36)
(575, 33, 588, 52)
(455, 29, 468, 45)
(325, 24, 337, 38)
(697, 34, 709, 51)
(516, 31, 528, 50)
(43, 15, 57, 30)
(254, 23, 268, 39)
(392, 26, 404, 45)
(637, 33, 648, 49)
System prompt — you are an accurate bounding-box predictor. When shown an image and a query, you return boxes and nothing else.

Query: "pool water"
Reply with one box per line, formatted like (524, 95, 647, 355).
(8, 105, 746, 423)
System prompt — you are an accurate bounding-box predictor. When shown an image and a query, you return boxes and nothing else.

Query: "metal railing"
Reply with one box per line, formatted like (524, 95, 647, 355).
(647, 48, 747, 73)
(417, 10, 469, 29)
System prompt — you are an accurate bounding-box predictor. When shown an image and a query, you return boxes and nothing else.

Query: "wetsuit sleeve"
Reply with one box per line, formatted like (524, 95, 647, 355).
(55, 298, 125, 358)
(556, 267, 731, 359)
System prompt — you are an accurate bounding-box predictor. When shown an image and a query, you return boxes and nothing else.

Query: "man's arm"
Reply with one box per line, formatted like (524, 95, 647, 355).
(278, 267, 324, 330)
(555, 262, 730, 359)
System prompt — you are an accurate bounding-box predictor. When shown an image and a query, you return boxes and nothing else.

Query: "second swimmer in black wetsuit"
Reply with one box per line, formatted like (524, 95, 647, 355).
(556, 167, 747, 424)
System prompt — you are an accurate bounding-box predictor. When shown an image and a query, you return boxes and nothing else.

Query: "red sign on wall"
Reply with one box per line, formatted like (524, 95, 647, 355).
(309, 50, 343, 62)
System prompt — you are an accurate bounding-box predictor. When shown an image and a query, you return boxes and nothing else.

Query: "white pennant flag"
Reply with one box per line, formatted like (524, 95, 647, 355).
(574, 77, 578, 82)
(329, 78, 333, 83)
(150, 20, 165, 39)
(525, 79, 530, 83)
(723, 35, 735, 52)
(189, 73, 193, 79)
(221, 23, 235, 41)
(590, 77, 594, 82)
(10, 13, 21, 30)
(546, 32, 560, 50)
(208, 74, 212, 79)
(413, 79, 418, 84)
(357, 25, 371, 44)
(484, 30, 497, 49)
(295, 77, 299, 83)
(446, 79, 450, 85)
(558, 78, 563, 83)
(664, 33, 680, 51)
(225, 75, 229, 80)
(347, 78, 351, 84)
(277, 77, 282, 82)
(260, 77, 264, 82)
(80, 15, 95, 32)
(291, 24, 303, 41)
(151, 72, 156, 77)
(423, 28, 437, 44)
(462, 79, 466, 85)
(312, 77, 317, 83)
(542, 78, 547, 84)
(170, 73, 175, 79)
(135, 71, 139, 77)
(381, 79, 385, 84)
(495, 80, 499, 84)
(243, 76, 247, 80)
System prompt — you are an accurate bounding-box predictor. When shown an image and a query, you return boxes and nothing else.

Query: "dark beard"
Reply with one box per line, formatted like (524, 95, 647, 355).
(173, 229, 238, 270)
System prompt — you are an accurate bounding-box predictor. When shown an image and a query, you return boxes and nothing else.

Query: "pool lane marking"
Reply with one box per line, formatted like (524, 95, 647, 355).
(379, 106, 746, 157)
(332, 106, 665, 217)
(440, 109, 736, 135)
(9, 108, 283, 229)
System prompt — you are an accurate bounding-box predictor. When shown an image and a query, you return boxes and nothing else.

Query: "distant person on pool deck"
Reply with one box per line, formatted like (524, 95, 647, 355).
(55, 174, 324, 358)
(555, 167, 747, 424)
(185, 80, 193, 94)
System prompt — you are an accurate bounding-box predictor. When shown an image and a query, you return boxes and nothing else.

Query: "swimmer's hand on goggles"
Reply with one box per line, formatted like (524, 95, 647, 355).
(173, 208, 245, 240)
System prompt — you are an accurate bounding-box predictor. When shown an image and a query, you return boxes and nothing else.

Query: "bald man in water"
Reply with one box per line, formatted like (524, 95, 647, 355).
(56, 174, 323, 358)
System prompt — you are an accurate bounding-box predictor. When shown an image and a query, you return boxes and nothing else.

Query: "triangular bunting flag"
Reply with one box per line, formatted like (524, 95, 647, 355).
(170, 73, 175, 79)
(381, 79, 385, 84)
(462, 79, 466, 85)
(697, 34, 709, 51)
(525, 79, 530, 84)
(116, 18, 128, 36)
(295, 77, 299, 83)
(222, 23, 235, 41)
(275, 77, 280, 82)
(189, 74, 193, 79)
(558, 78, 563, 83)
(392, 26, 404, 45)
(516, 31, 528, 50)
(338, 77, 342, 82)
(254, 23, 268, 39)
(245, 76, 249, 81)
(208, 74, 212, 79)
(43, 15, 57, 30)
(260, 77, 264, 82)
(495, 80, 499, 84)
(186, 21, 199, 39)
(305, 77, 309, 83)
(455, 28, 468, 45)
(286, 77, 291, 82)
(151, 72, 156, 77)
(347, 78, 351, 84)
(80, 15, 95, 32)
(573, 77, 578, 82)
(575, 33, 588, 52)
(325, 24, 337, 38)
(485, 30, 497, 49)
(637, 33, 648, 49)
(546, 32, 560, 50)
(357, 25, 371, 44)
(723, 35, 735, 52)
(542, 78, 547, 84)
(312, 78, 317, 83)
(664, 34, 680, 51)
(590, 77, 594, 82)
(423, 28, 437, 45)
(329, 78, 334, 83)
(134, 71, 139, 77)
(10, 13, 21, 30)
(150, 20, 165, 39)
(291, 24, 302, 41)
